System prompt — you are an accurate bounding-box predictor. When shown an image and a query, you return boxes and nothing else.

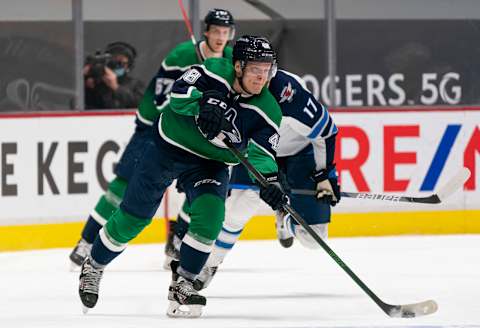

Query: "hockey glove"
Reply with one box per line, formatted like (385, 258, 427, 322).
(259, 174, 289, 211)
(311, 163, 341, 206)
(197, 90, 229, 140)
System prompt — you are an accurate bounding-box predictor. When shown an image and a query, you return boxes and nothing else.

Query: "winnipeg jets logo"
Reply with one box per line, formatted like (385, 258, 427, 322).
(268, 133, 280, 151)
(279, 82, 295, 103)
(222, 108, 241, 143)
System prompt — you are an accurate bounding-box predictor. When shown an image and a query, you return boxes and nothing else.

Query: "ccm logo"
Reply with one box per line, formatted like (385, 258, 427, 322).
(194, 179, 222, 188)
(207, 98, 228, 110)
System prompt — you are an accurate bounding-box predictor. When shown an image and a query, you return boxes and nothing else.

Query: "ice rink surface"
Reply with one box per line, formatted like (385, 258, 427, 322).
(1, 235, 479, 328)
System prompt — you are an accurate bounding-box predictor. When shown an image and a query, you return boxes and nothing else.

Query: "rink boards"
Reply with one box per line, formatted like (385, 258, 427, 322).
(0, 108, 478, 250)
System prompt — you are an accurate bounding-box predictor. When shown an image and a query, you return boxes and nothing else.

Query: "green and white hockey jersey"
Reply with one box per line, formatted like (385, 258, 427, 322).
(157, 57, 282, 176)
(136, 41, 233, 125)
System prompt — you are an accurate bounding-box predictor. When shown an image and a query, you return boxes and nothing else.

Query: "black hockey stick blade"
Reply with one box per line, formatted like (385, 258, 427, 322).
(382, 299, 438, 318)
(292, 167, 471, 204)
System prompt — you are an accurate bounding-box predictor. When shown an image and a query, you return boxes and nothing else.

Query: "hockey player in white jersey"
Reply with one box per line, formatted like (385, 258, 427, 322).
(179, 69, 341, 290)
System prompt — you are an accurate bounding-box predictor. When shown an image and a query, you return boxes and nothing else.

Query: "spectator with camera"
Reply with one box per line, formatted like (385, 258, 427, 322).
(84, 41, 144, 109)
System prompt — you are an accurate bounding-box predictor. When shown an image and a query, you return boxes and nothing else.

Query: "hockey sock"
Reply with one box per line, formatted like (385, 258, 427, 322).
(178, 235, 213, 279)
(174, 215, 190, 241)
(81, 177, 128, 244)
(90, 208, 151, 265)
(178, 194, 224, 277)
(207, 226, 243, 267)
(171, 200, 192, 240)
(81, 216, 102, 244)
(90, 177, 128, 226)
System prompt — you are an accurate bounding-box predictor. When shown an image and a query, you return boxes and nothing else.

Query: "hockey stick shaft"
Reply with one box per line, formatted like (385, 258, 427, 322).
(178, 0, 203, 61)
(291, 189, 441, 204)
(221, 138, 435, 317)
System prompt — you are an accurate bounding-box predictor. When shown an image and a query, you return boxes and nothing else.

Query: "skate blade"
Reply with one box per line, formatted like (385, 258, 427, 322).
(82, 306, 89, 314)
(166, 301, 203, 318)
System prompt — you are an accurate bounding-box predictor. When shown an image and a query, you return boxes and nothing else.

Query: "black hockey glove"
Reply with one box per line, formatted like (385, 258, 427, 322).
(311, 163, 341, 206)
(197, 90, 229, 140)
(259, 174, 289, 211)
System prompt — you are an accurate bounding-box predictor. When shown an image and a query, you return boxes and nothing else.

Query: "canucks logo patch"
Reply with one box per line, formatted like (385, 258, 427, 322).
(279, 82, 295, 103)
(222, 108, 241, 143)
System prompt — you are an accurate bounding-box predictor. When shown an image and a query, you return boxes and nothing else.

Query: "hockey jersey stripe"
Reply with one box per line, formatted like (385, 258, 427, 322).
(99, 227, 127, 253)
(307, 110, 329, 139)
(156, 95, 170, 111)
(214, 239, 235, 249)
(171, 86, 195, 99)
(161, 60, 191, 72)
(240, 103, 280, 132)
(183, 233, 213, 253)
(249, 139, 276, 161)
(90, 210, 108, 226)
(135, 111, 154, 126)
(197, 64, 232, 92)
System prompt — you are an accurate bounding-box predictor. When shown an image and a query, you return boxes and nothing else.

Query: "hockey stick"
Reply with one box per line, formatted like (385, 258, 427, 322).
(222, 137, 438, 318)
(178, 0, 203, 61)
(291, 167, 470, 204)
(178, 5, 437, 317)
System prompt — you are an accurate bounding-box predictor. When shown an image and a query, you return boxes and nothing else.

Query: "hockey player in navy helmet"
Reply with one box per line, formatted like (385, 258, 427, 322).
(78, 35, 286, 318)
(69, 8, 235, 270)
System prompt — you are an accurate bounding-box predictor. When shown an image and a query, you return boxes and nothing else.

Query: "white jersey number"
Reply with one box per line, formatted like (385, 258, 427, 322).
(155, 78, 175, 96)
(303, 97, 319, 119)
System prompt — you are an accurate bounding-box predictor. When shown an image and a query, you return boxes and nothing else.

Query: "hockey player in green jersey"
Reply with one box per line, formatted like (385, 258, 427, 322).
(69, 8, 235, 268)
(78, 35, 287, 318)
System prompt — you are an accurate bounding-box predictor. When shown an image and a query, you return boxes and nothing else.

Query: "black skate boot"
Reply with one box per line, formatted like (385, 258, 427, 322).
(69, 239, 92, 269)
(168, 260, 180, 300)
(193, 266, 218, 291)
(167, 261, 206, 318)
(78, 257, 104, 313)
(275, 211, 294, 248)
(163, 220, 180, 270)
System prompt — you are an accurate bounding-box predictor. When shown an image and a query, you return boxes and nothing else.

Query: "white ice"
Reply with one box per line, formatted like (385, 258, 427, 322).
(1, 235, 480, 328)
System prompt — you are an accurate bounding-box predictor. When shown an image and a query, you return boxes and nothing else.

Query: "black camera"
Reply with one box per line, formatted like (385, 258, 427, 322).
(85, 50, 112, 83)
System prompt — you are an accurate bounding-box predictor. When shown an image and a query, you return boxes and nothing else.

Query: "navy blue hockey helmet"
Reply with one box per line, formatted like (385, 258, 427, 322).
(204, 8, 235, 40)
(233, 35, 277, 78)
(204, 8, 235, 28)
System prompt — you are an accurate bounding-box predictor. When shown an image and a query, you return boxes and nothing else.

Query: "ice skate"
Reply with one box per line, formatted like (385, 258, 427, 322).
(193, 266, 218, 291)
(163, 221, 180, 270)
(275, 211, 294, 248)
(69, 239, 92, 270)
(167, 276, 206, 318)
(167, 261, 206, 318)
(78, 257, 104, 312)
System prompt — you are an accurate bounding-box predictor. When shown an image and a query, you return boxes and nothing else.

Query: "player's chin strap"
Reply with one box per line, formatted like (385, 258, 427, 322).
(219, 134, 437, 319)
